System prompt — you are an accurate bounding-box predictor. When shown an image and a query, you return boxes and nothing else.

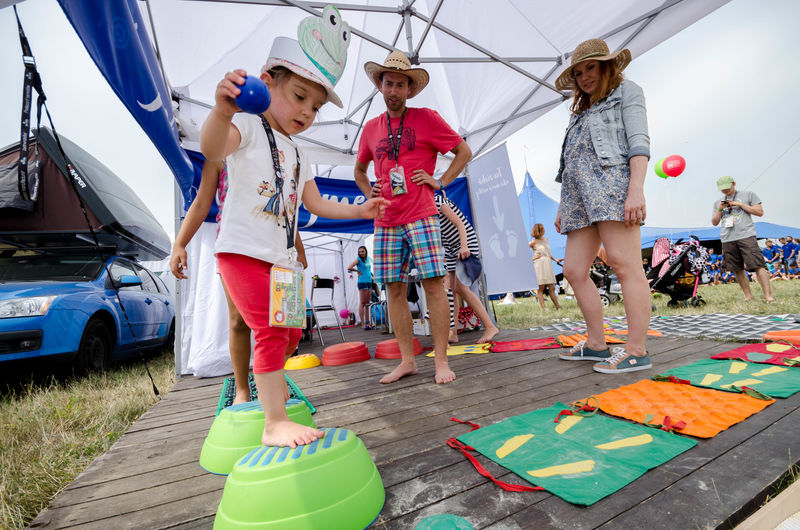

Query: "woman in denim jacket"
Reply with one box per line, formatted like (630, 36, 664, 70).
(554, 39, 652, 374)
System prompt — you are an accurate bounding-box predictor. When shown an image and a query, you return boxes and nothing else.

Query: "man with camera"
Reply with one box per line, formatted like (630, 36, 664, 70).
(711, 176, 775, 302)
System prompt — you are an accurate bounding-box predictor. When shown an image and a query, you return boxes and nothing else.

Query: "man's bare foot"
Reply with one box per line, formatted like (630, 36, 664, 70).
(448, 329, 459, 343)
(232, 388, 251, 406)
(379, 361, 419, 384)
(766, 297, 776, 303)
(476, 325, 500, 344)
(262, 420, 324, 448)
(434, 362, 456, 384)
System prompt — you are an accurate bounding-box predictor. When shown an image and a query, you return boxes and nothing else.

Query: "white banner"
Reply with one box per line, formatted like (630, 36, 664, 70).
(466, 143, 538, 295)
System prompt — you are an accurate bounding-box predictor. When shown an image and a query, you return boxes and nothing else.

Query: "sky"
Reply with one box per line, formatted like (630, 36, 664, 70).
(1, 0, 798, 240)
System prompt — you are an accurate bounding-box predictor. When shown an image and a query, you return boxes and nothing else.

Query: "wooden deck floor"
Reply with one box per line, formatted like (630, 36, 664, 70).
(31, 327, 800, 529)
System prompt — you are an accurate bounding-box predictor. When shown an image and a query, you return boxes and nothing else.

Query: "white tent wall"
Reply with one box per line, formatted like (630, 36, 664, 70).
(304, 234, 367, 327)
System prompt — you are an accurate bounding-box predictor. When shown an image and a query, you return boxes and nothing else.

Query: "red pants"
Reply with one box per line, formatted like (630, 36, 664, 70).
(217, 253, 302, 373)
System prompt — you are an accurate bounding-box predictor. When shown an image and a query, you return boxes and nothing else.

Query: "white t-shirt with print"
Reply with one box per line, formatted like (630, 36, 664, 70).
(215, 113, 312, 267)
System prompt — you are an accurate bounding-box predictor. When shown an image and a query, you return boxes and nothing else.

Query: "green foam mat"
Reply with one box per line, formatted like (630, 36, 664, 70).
(215, 373, 316, 416)
(456, 402, 697, 506)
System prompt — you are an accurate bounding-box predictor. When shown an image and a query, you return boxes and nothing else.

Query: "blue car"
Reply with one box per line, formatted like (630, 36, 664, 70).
(0, 253, 175, 371)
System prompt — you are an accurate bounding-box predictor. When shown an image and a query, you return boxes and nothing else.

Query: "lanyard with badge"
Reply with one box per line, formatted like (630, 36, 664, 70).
(721, 191, 737, 229)
(386, 109, 407, 196)
(259, 115, 305, 328)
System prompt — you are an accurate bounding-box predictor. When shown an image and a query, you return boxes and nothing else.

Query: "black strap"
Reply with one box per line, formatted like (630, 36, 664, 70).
(15, 6, 45, 201)
(259, 115, 299, 249)
(385, 109, 407, 165)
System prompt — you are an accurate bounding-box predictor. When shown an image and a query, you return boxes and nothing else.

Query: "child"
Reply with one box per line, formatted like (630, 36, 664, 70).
(200, 25, 388, 448)
(170, 160, 307, 406)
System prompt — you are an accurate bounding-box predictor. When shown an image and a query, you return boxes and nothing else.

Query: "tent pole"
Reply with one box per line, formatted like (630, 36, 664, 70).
(172, 179, 183, 378)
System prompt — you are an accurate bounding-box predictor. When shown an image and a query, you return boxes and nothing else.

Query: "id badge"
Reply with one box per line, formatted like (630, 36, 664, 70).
(390, 165, 407, 196)
(722, 216, 734, 228)
(270, 265, 305, 328)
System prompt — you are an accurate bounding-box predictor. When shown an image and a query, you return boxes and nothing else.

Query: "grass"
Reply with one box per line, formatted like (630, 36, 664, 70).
(0, 350, 175, 529)
(492, 279, 800, 330)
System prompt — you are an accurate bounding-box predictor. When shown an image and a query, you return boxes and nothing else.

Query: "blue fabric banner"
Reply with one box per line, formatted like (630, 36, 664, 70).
(58, 0, 196, 201)
(297, 176, 473, 234)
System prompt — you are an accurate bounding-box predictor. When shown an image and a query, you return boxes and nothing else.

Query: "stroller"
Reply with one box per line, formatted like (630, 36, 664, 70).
(648, 236, 709, 307)
(590, 261, 623, 307)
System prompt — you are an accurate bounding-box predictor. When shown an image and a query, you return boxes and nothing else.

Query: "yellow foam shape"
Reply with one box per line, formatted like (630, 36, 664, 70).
(496, 434, 534, 459)
(426, 343, 491, 357)
(554, 415, 582, 434)
(766, 343, 792, 353)
(721, 378, 763, 389)
(752, 366, 788, 377)
(527, 459, 594, 478)
(700, 373, 723, 385)
(594, 433, 653, 450)
(729, 361, 748, 374)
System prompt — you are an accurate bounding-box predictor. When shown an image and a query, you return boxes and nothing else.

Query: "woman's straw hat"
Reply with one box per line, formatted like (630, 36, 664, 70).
(555, 38, 632, 92)
(364, 51, 429, 98)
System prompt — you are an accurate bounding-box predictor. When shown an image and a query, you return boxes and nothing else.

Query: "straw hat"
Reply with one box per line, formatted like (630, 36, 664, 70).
(555, 38, 632, 92)
(364, 51, 429, 98)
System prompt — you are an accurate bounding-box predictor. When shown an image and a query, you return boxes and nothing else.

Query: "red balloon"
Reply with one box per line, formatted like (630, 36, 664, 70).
(662, 155, 686, 177)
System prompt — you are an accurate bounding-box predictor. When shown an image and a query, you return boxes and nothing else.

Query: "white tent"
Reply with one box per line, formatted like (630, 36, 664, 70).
(150, 0, 729, 166)
(113, 0, 730, 375)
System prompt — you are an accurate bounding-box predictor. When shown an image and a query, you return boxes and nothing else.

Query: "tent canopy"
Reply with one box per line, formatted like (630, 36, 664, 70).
(57, 0, 729, 205)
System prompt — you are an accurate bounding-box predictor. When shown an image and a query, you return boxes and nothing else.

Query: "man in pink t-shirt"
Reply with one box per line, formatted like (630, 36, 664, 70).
(355, 51, 472, 385)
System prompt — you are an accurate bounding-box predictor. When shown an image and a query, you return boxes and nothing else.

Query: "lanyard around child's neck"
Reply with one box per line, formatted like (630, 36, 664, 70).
(260, 115, 299, 250)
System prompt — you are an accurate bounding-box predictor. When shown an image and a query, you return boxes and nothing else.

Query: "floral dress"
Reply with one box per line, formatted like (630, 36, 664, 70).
(558, 111, 630, 233)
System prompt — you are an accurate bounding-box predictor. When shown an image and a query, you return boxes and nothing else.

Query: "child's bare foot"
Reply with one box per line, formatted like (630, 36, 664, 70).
(282, 379, 291, 402)
(434, 360, 456, 384)
(379, 361, 418, 383)
(233, 388, 251, 406)
(262, 420, 324, 448)
(476, 325, 499, 344)
(448, 329, 459, 343)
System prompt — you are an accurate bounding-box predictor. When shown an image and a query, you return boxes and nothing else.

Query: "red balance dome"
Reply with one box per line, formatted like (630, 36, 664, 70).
(321, 342, 371, 366)
(375, 338, 423, 359)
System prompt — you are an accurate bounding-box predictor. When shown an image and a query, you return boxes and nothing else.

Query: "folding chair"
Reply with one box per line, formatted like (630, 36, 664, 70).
(309, 277, 345, 346)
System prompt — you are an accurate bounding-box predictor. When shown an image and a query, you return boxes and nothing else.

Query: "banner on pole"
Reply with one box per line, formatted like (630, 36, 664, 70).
(466, 143, 537, 295)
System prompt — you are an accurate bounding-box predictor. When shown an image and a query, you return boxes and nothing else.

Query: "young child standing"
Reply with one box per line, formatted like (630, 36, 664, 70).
(170, 160, 307, 406)
(201, 18, 388, 448)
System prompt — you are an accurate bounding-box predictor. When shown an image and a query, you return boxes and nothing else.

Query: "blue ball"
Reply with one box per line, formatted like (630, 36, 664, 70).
(235, 75, 270, 114)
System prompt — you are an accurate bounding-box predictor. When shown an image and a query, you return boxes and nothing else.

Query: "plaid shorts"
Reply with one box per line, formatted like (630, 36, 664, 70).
(374, 215, 446, 283)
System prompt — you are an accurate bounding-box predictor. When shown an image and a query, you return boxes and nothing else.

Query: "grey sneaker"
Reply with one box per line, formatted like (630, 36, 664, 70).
(559, 340, 611, 361)
(593, 347, 652, 373)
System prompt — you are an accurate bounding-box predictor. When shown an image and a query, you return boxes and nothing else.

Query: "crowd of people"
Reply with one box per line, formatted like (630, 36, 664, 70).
(705, 236, 799, 283)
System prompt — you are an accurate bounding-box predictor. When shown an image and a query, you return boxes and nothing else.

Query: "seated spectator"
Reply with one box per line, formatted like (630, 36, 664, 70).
(762, 239, 780, 271)
(706, 249, 721, 272)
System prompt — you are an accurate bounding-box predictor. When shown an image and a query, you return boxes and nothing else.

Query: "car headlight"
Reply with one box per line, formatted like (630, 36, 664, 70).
(0, 296, 57, 318)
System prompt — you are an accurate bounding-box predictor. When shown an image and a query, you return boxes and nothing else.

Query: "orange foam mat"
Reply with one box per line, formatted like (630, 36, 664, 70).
(585, 379, 774, 438)
(557, 333, 626, 347)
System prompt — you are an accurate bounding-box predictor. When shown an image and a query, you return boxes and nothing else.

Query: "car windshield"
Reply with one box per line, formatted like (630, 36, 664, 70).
(0, 254, 105, 282)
